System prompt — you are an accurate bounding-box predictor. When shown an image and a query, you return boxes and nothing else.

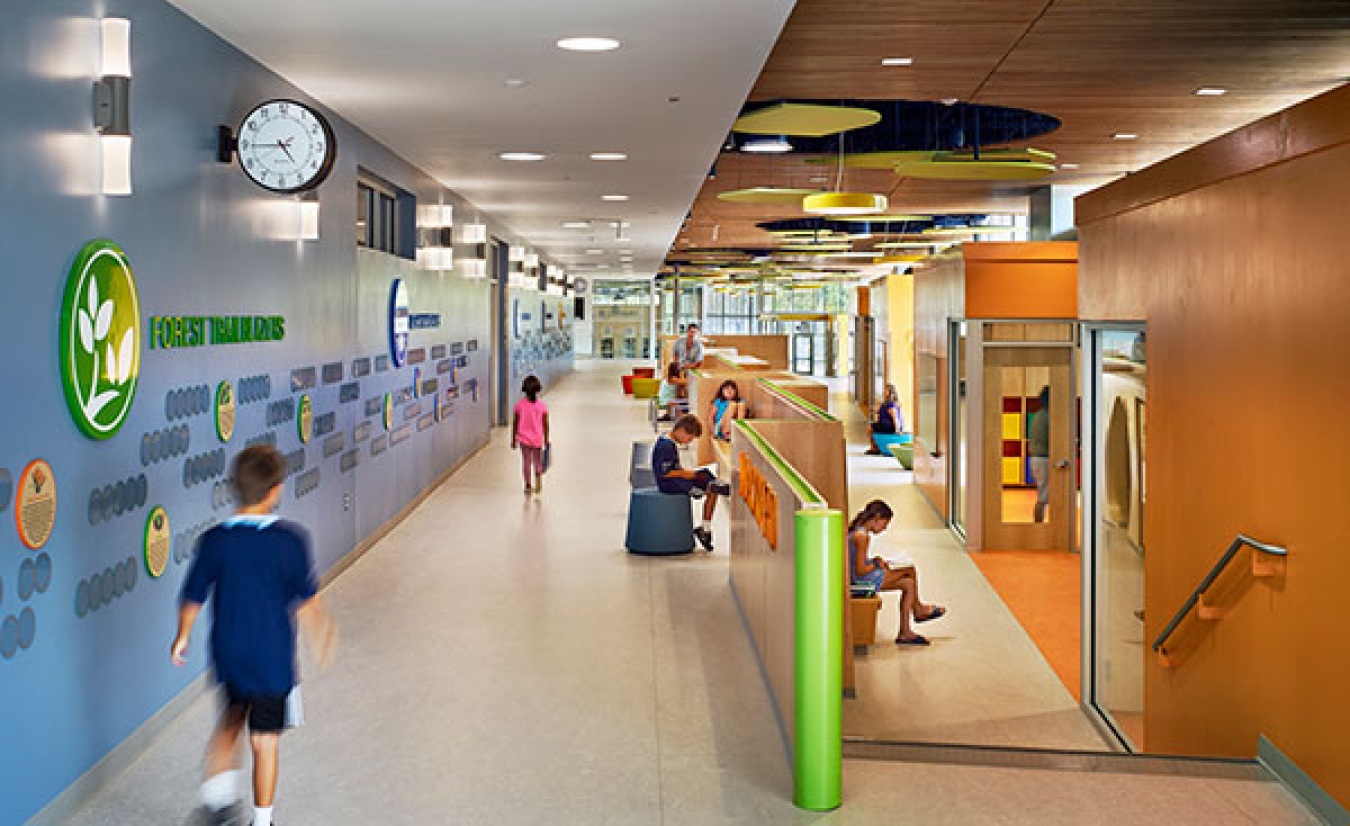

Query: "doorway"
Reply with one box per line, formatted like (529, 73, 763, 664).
(981, 344, 1075, 551)
(490, 239, 510, 427)
(1083, 324, 1147, 750)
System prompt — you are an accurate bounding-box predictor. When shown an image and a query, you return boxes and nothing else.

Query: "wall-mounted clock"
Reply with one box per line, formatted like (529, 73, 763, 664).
(218, 99, 336, 194)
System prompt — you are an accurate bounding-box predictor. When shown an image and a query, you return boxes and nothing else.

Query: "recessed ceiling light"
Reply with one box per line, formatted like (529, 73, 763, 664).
(1194, 87, 1227, 96)
(940, 98, 960, 106)
(741, 137, 792, 154)
(590, 152, 628, 161)
(601, 194, 629, 201)
(1059, 163, 1080, 170)
(504, 78, 529, 89)
(881, 57, 913, 66)
(620, 249, 633, 255)
(809, 176, 830, 183)
(1113, 133, 1137, 140)
(586, 248, 604, 255)
(556, 36, 620, 52)
(499, 151, 546, 161)
(561, 221, 590, 229)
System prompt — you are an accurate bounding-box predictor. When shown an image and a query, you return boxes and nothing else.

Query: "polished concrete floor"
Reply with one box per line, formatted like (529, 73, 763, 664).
(63, 361, 1316, 825)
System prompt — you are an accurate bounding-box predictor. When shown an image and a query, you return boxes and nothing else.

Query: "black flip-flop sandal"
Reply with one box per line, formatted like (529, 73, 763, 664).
(916, 606, 946, 624)
(894, 634, 930, 646)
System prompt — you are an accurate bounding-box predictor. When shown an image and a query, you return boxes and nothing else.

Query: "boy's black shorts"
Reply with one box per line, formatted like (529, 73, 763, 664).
(222, 687, 287, 733)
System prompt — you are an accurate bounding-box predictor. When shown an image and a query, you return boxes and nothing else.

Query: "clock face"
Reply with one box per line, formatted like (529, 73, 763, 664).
(237, 100, 335, 193)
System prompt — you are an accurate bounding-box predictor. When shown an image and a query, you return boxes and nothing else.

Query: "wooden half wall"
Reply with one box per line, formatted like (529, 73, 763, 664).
(1076, 83, 1350, 808)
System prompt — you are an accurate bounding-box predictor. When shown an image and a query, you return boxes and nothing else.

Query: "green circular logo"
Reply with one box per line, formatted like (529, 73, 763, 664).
(60, 240, 141, 439)
(297, 394, 313, 443)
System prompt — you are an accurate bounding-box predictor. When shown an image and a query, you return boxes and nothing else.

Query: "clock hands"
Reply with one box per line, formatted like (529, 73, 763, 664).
(275, 137, 297, 164)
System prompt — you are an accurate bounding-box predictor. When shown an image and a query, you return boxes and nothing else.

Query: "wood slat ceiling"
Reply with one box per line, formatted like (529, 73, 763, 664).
(671, 0, 1350, 256)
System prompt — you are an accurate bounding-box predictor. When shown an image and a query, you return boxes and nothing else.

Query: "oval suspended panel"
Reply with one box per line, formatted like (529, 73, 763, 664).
(893, 160, 1057, 180)
(733, 102, 881, 137)
(717, 187, 821, 204)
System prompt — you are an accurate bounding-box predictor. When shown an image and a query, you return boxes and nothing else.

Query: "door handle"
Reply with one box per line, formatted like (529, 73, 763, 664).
(1054, 460, 1070, 469)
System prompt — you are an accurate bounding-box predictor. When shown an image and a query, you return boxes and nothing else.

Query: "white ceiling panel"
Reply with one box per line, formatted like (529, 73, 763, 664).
(167, 0, 797, 276)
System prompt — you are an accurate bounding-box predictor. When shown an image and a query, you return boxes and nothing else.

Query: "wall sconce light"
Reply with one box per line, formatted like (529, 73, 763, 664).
(509, 245, 525, 263)
(461, 222, 488, 277)
(462, 222, 487, 244)
(417, 202, 454, 269)
(94, 18, 132, 196)
(297, 191, 320, 241)
(524, 252, 540, 269)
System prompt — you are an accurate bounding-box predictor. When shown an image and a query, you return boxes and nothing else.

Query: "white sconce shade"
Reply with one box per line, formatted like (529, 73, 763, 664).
(462, 222, 487, 244)
(101, 18, 131, 78)
(509, 245, 525, 262)
(524, 252, 540, 268)
(298, 194, 320, 241)
(420, 203, 453, 228)
(463, 259, 487, 279)
(100, 135, 132, 196)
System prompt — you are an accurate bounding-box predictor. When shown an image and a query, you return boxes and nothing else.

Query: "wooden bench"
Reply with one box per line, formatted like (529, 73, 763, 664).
(850, 596, 881, 653)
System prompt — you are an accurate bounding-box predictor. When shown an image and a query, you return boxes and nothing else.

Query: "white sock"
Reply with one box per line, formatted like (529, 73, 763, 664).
(200, 770, 239, 811)
(701, 519, 712, 531)
(254, 805, 273, 826)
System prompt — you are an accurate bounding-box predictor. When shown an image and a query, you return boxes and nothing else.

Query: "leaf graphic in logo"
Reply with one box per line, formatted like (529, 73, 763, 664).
(78, 308, 95, 354)
(116, 328, 135, 388)
(154, 513, 164, 530)
(87, 275, 99, 321)
(94, 299, 114, 342)
(106, 342, 118, 385)
(33, 468, 46, 492)
(87, 390, 118, 419)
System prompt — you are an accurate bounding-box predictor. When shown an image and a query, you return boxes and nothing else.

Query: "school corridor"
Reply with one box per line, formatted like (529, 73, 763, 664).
(58, 361, 1315, 825)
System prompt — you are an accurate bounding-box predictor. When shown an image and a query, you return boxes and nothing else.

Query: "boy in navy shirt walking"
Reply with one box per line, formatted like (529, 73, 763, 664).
(172, 445, 336, 826)
(653, 413, 732, 551)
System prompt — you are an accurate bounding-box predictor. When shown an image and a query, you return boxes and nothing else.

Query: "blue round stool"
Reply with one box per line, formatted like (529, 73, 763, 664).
(625, 486, 693, 555)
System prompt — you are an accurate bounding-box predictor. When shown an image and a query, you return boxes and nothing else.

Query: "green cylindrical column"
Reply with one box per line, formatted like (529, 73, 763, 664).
(794, 507, 843, 811)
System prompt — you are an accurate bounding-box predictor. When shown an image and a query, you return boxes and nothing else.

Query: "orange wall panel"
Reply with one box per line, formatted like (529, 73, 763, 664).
(1078, 84, 1350, 808)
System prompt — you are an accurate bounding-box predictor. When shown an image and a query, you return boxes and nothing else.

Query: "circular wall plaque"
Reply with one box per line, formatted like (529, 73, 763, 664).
(144, 505, 171, 578)
(15, 459, 56, 550)
(389, 279, 410, 367)
(215, 381, 236, 443)
(297, 394, 313, 443)
(60, 240, 141, 439)
(383, 393, 393, 431)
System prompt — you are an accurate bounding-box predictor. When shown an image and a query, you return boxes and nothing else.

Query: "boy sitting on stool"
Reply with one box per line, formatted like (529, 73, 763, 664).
(652, 413, 732, 552)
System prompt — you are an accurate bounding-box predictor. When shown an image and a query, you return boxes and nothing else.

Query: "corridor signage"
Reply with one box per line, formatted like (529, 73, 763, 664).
(147, 314, 285, 349)
(60, 239, 141, 439)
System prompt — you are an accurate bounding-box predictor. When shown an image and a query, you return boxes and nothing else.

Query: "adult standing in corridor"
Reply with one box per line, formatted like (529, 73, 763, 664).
(673, 323, 704, 370)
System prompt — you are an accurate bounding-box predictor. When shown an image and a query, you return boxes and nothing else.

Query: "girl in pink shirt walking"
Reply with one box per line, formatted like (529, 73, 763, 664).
(511, 375, 550, 494)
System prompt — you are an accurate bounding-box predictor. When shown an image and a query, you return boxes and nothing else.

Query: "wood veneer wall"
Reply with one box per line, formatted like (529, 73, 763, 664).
(1076, 83, 1350, 807)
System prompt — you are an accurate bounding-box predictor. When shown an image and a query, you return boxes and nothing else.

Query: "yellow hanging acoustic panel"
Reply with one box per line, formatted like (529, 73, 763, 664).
(717, 187, 821, 205)
(893, 148, 1058, 181)
(802, 192, 888, 216)
(804, 150, 935, 169)
(734, 103, 881, 137)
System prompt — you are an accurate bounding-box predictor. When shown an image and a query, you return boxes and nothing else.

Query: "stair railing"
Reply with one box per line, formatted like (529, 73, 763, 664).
(1152, 535, 1287, 659)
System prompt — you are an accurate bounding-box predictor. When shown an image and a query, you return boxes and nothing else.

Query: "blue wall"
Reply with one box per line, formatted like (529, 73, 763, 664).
(0, 1, 570, 821)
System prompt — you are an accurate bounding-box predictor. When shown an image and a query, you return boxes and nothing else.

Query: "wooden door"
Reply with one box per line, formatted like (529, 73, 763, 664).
(982, 346, 1075, 551)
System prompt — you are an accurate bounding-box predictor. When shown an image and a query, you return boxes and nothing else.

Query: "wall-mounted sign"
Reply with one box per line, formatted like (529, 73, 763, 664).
(382, 393, 393, 431)
(60, 240, 141, 440)
(389, 279, 410, 367)
(297, 394, 313, 443)
(144, 505, 171, 577)
(215, 381, 236, 442)
(16, 459, 57, 550)
(148, 315, 285, 349)
(737, 452, 779, 551)
(410, 313, 441, 329)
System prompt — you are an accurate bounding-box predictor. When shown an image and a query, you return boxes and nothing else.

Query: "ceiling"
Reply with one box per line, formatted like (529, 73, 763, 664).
(166, 0, 796, 279)
(675, 0, 1350, 257)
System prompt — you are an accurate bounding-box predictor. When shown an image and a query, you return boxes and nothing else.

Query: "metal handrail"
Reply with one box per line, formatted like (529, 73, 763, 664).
(1152, 535, 1287, 654)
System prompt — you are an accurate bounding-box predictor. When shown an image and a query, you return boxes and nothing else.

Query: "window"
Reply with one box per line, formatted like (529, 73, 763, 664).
(356, 171, 416, 259)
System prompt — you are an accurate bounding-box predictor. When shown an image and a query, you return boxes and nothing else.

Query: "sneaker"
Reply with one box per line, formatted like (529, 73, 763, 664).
(709, 481, 731, 497)
(202, 803, 247, 826)
(535, 478, 543, 493)
(693, 527, 715, 552)
(524, 485, 533, 495)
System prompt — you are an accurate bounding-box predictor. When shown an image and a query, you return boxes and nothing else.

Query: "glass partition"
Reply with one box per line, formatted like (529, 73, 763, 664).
(1087, 325, 1146, 750)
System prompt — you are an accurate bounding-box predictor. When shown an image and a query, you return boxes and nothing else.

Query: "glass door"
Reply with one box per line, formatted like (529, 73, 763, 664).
(1084, 324, 1146, 750)
(948, 321, 969, 536)
(793, 325, 815, 374)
